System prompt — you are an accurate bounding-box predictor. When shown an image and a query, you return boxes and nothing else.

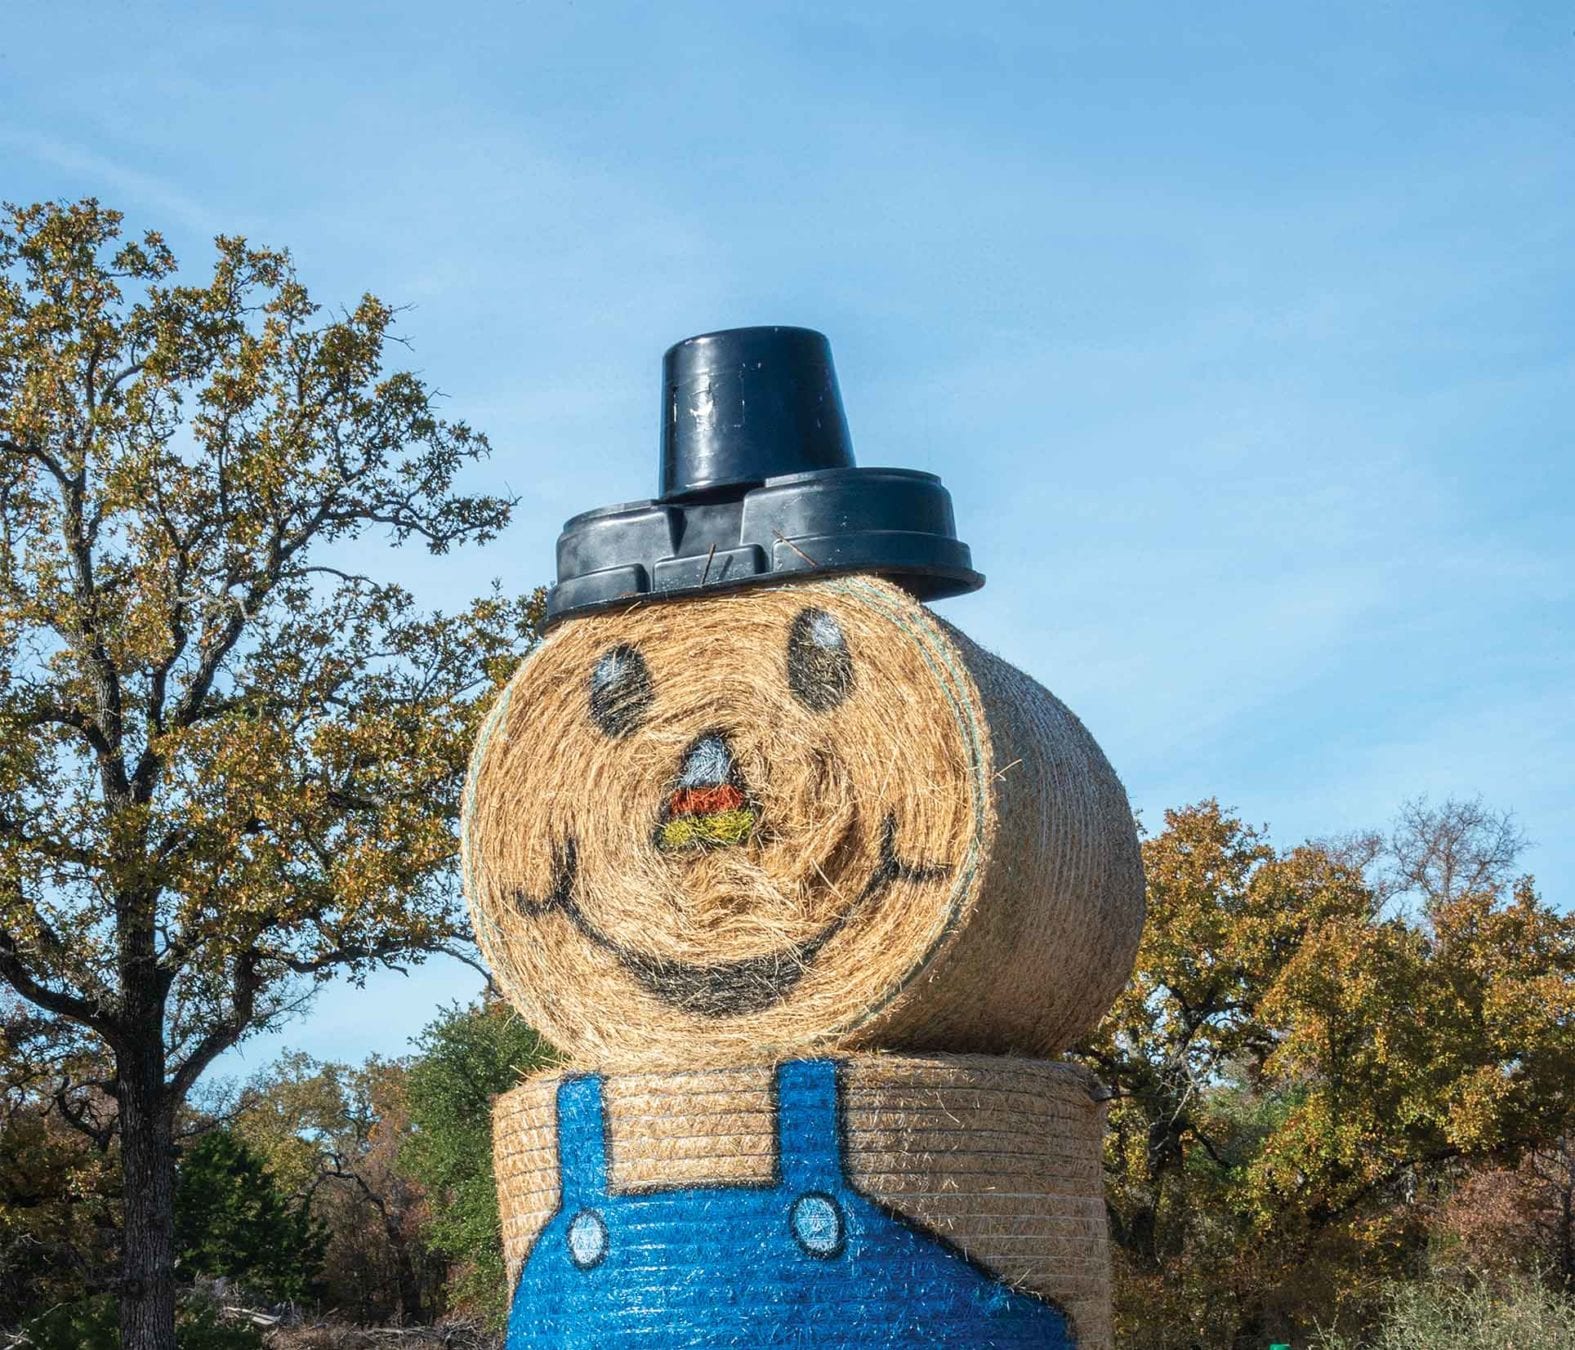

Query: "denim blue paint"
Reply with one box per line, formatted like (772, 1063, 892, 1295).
(507, 1059, 1076, 1348)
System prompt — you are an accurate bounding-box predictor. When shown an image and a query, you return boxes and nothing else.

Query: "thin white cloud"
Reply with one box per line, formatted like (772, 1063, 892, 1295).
(0, 125, 220, 235)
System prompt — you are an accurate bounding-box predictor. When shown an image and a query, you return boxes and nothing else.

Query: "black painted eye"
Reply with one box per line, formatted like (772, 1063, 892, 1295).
(786, 608, 854, 712)
(589, 645, 654, 737)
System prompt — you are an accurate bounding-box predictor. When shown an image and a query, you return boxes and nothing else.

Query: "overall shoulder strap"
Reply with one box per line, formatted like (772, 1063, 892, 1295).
(774, 1059, 844, 1192)
(554, 1074, 610, 1203)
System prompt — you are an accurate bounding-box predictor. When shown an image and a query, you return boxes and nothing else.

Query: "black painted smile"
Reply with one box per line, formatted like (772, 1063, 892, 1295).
(509, 815, 949, 1018)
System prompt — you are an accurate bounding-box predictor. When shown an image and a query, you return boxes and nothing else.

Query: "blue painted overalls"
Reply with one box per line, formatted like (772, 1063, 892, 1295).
(508, 1059, 1075, 1348)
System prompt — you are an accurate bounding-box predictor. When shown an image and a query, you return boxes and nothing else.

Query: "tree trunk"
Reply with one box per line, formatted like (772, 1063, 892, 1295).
(382, 1201, 423, 1324)
(118, 1045, 177, 1350)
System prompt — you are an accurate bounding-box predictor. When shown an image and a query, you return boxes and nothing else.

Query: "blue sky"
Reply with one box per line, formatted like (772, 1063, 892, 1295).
(4, 1, 1571, 1071)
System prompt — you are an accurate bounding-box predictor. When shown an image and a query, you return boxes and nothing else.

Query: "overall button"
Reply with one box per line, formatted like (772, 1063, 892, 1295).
(567, 1208, 608, 1269)
(790, 1192, 844, 1258)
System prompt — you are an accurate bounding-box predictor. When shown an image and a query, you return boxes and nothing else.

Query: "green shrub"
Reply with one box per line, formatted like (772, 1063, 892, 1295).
(15, 1296, 119, 1350)
(175, 1129, 326, 1302)
(401, 998, 556, 1325)
(1314, 1275, 1575, 1350)
(16, 1292, 262, 1349)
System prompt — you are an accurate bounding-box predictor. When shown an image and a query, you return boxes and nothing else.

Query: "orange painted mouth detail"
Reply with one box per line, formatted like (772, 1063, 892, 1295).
(666, 784, 747, 817)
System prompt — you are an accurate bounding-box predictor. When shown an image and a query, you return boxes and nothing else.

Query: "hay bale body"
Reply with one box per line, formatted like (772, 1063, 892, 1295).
(463, 574, 1142, 1065)
(493, 1053, 1113, 1349)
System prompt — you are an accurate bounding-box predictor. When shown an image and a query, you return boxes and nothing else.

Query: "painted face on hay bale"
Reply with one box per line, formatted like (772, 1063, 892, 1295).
(463, 574, 1144, 1065)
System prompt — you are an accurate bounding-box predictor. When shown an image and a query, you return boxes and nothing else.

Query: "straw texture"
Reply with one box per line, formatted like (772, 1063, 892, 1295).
(494, 1053, 1113, 1350)
(463, 574, 1143, 1066)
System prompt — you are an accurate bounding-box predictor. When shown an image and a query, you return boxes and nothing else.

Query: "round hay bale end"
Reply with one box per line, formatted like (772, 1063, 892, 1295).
(463, 574, 1142, 1065)
(493, 1053, 1114, 1349)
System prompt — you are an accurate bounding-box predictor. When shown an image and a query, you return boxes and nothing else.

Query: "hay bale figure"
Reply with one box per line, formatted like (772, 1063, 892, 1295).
(463, 574, 1141, 1066)
(493, 1055, 1114, 1346)
(462, 328, 1144, 1348)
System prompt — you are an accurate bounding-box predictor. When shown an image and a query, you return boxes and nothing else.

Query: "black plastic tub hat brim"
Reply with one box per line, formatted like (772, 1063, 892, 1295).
(544, 326, 983, 626)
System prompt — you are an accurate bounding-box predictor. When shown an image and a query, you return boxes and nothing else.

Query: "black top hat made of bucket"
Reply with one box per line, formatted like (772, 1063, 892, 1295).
(545, 326, 984, 624)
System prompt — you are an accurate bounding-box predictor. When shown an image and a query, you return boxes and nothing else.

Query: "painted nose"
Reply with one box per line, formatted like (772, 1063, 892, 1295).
(678, 733, 733, 789)
(658, 733, 756, 851)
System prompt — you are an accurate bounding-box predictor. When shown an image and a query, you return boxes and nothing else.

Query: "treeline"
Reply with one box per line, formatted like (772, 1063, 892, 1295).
(3, 795, 1570, 1347)
(1087, 796, 1574, 1346)
(0, 996, 550, 1345)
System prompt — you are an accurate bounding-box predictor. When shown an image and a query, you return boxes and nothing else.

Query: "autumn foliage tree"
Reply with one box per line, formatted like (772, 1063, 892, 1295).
(1433, 1138, 1575, 1284)
(0, 1002, 119, 1321)
(232, 1052, 445, 1323)
(226, 1002, 557, 1328)
(0, 199, 538, 1350)
(1080, 799, 1575, 1348)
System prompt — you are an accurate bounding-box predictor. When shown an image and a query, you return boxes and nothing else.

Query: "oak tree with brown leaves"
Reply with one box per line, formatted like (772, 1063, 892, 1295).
(1082, 799, 1575, 1348)
(0, 199, 538, 1350)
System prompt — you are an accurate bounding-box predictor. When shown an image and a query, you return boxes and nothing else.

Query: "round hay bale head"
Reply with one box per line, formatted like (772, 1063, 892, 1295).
(463, 574, 1142, 1064)
(493, 1053, 1114, 1349)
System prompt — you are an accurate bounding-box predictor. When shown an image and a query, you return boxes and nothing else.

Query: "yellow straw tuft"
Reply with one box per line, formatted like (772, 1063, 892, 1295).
(658, 808, 757, 850)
